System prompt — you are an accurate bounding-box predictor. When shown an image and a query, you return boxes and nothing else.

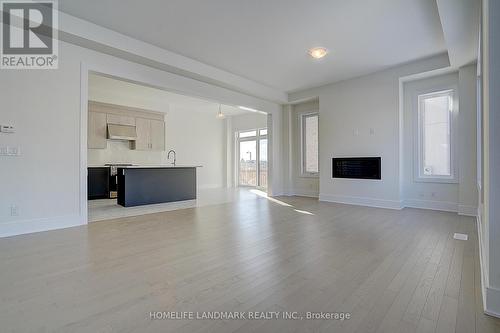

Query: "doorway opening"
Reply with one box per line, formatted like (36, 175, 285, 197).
(238, 128, 268, 189)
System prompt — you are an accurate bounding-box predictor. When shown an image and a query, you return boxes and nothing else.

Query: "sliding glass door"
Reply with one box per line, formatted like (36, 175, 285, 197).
(238, 129, 267, 188)
(239, 139, 257, 186)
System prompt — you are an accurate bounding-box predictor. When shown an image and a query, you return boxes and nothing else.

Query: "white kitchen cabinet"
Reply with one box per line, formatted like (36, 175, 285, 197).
(150, 119, 165, 151)
(106, 113, 135, 126)
(88, 111, 107, 149)
(134, 118, 165, 151)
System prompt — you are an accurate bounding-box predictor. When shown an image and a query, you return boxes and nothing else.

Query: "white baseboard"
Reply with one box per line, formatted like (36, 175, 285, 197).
(403, 199, 458, 213)
(476, 213, 500, 318)
(458, 204, 478, 216)
(0, 215, 85, 238)
(485, 287, 500, 318)
(199, 184, 223, 190)
(477, 213, 489, 313)
(289, 189, 319, 198)
(403, 200, 477, 216)
(319, 193, 403, 210)
(317, 195, 478, 216)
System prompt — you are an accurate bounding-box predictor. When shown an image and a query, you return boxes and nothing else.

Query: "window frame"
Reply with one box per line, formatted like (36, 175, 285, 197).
(299, 111, 319, 178)
(414, 88, 458, 183)
(236, 128, 268, 188)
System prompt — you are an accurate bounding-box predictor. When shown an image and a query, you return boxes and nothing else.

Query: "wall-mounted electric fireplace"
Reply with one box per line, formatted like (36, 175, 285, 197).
(332, 157, 381, 180)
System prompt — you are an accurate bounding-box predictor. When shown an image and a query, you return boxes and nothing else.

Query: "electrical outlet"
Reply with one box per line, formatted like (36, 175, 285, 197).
(10, 205, 19, 216)
(0, 146, 21, 156)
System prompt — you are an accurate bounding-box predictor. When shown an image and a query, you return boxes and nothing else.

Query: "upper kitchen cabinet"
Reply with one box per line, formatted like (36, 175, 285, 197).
(150, 120, 165, 151)
(134, 118, 165, 151)
(88, 111, 107, 149)
(134, 117, 151, 151)
(87, 101, 165, 151)
(106, 113, 135, 126)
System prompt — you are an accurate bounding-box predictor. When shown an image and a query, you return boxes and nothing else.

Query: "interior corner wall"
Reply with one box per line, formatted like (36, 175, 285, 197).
(282, 100, 320, 197)
(401, 72, 460, 212)
(458, 64, 479, 215)
(484, 0, 500, 315)
(288, 54, 450, 209)
(401, 69, 478, 215)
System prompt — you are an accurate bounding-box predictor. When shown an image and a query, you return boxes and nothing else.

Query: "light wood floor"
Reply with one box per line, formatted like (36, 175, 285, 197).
(1, 195, 499, 333)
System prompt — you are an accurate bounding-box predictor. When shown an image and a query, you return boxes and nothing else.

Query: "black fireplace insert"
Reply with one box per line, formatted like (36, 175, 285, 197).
(332, 157, 381, 180)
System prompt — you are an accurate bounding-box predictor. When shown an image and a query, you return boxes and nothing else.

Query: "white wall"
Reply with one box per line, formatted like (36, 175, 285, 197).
(289, 54, 451, 209)
(87, 77, 226, 189)
(402, 73, 458, 210)
(166, 106, 225, 188)
(230, 113, 268, 132)
(479, 0, 500, 317)
(0, 40, 282, 237)
(401, 69, 477, 214)
(487, 0, 500, 303)
(457, 65, 479, 215)
(282, 100, 320, 197)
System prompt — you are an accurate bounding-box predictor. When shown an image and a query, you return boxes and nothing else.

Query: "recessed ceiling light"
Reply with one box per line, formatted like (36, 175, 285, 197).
(308, 47, 328, 59)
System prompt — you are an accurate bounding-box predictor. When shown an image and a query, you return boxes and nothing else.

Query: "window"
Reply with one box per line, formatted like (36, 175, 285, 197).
(416, 89, 457, 182)
(237, 128, 268, 188)
(300, 113, 319, 176)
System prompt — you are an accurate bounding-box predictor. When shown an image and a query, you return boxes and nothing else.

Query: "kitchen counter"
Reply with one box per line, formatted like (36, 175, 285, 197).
(88, 165, 202, 168)
(116, 166, 198, 207)
(119, 165, 202, 169)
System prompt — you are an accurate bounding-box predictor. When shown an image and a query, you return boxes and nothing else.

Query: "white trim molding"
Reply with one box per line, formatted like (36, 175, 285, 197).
(319, 193, 403, 210)
(403, 199, 458, 213)
(476, 213, 500, 318)
(0, 215, 85, 238)
(458, 204, 479, 216)
(289, 189, 319, 198)
(317, 195, 478, 216)
(413, 86, 459, 184)
(299, 111, 319, 177)
(485, 287, 500, 318)
(199, 184, 224, 190)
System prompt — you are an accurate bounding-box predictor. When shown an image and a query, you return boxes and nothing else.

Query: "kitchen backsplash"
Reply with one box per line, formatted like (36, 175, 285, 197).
(88, 140, 167, 165)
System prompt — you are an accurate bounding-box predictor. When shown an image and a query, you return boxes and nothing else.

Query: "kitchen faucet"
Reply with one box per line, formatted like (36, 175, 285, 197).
(167, 149, 176, 166)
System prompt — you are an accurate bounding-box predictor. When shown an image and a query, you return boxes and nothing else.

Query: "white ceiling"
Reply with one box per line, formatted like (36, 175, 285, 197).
(89, 73, 253, 116)
(60, 0, 447, 93)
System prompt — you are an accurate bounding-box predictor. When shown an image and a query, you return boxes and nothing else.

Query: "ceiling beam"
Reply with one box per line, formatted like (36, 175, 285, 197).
(56, 11, 288, 103)
(436, 0, 480, 67)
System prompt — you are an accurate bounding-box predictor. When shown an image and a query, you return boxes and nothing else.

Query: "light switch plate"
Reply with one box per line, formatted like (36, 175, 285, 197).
(0, 146, 21, 156)
(0, 125, 15, 133)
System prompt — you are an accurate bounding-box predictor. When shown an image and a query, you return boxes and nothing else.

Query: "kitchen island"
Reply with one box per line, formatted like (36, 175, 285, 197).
(116, 166, 201, 207)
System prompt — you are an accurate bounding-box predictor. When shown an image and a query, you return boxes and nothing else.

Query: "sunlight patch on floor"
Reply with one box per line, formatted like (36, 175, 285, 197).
(250, 189, 293, 207)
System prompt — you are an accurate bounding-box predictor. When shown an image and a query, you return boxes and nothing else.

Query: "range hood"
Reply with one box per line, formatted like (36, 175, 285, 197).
(107, 124, 137, 141)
